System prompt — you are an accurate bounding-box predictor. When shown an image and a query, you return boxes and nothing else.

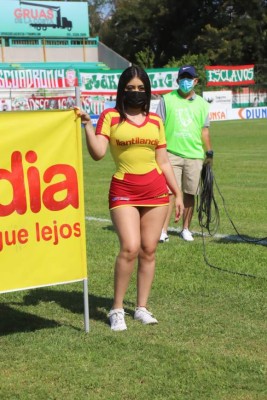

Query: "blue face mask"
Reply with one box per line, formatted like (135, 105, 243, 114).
(179, 78, 195, 93)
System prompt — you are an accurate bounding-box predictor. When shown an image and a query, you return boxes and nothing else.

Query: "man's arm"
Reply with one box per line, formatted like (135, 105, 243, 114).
(202, 127, 212, 151)
(156, 97, 166, 122)
(202, 127, 214, 165)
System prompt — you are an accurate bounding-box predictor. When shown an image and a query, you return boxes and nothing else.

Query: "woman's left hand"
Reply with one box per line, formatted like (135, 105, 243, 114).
(74, 106, 91, 125)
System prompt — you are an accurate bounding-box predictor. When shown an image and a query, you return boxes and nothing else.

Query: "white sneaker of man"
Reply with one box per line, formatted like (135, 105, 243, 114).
(134, 307, 158, 324)
(159, 230, 169, 243)
(181, 228, 194, 241)
(108, 308, 127, 331)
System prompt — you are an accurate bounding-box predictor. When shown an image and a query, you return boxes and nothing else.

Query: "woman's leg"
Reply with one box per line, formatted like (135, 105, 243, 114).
(137, 206, 168, 308)
(110, 206, 141, 309)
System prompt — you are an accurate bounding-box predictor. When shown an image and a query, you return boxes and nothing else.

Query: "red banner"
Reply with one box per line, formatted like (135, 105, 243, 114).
(205, 65, 255, 86)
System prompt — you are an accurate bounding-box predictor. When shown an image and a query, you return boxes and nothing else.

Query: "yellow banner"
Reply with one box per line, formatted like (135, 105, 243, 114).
(0, 110, 87, 293)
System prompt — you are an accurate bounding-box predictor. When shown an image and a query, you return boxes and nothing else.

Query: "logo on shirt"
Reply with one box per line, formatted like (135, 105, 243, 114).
(116, 138, 159, 146)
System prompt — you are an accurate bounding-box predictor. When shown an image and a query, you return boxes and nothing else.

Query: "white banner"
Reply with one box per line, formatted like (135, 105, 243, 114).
(203, 91, 232, 110)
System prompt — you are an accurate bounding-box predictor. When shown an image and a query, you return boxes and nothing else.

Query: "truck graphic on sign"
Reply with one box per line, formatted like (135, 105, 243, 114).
(20, 1, 73, 31)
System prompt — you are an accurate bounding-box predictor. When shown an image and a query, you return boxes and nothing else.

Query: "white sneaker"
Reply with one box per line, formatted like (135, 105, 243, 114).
(134, 307, 158, 324)
(108, 308, 127, 331)
(181, 228, 194, 241)
(159, 231, 169, 243)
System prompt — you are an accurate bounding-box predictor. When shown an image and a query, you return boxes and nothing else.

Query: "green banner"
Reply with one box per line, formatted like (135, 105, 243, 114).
(0, 0, 89, 38)
(80, 68, 179, 95)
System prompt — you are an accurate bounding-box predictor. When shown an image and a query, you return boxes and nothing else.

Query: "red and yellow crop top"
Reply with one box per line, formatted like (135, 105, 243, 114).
(96, 108, 166, 180)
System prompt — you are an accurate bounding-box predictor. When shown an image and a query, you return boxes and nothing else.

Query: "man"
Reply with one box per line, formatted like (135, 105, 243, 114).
(157, 65, 213, 242)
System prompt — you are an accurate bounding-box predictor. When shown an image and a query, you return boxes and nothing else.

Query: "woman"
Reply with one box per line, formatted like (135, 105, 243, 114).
(77, 66, 184, 331)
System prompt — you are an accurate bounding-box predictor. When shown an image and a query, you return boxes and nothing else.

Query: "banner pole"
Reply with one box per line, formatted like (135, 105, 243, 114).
(83, 279, 90, 332)
(76, 85, 89, 332)
(75, 86, 81, 107)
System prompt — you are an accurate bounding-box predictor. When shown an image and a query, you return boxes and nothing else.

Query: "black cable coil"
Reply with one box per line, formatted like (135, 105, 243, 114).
(197, 163, 220, 236)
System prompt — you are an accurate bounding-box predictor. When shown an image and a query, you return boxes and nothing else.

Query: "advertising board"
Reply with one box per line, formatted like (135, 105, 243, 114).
(0, 0, 89, 38)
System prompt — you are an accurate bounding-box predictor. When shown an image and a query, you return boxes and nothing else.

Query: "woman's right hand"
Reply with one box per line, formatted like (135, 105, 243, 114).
(174, 193, 184, 222)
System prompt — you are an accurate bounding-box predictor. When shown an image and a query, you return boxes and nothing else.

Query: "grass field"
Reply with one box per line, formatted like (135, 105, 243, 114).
(1, 119, 266, 400)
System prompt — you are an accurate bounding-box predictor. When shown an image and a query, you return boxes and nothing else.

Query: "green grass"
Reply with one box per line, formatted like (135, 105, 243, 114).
(1, 119, 266, 400)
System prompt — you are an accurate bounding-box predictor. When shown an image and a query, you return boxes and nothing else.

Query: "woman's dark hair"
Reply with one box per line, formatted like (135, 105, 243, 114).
(115, 65, 151, 121)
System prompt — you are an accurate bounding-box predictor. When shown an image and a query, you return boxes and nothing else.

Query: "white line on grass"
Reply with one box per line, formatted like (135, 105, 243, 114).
(85, 216, 267, 245)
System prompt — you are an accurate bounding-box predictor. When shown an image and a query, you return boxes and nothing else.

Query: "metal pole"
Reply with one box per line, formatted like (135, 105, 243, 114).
(1, 37, 5, 63)
(75, 86, 81, 108)
(83, 279, 90, 332)
(78, 83, 89, 332)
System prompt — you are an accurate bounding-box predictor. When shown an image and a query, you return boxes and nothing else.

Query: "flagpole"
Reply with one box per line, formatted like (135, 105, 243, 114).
(83, 279, 90, 332)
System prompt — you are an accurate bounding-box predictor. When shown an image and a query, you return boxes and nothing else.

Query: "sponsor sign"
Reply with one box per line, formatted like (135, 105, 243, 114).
(210, 107, 267, 121)
(0, 110, 87, 293)
(235, 107, 267, 120)
(205, 65, 255, 86)
(209, 110, 228, 121)
(203, 90, 232, 121)
(203, 90, 232, 110)
(0, 0, 89, 38)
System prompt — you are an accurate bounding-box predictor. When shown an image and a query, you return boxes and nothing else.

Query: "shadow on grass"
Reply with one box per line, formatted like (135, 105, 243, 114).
(22, 288, 114, 322)
(0, 303, 60, 336)
(102, 224, 115, 232)
(167, 229, 182, 238)
(160, 225, 267, 246)
(1, 288, 134, 334)
(208, 234, 267, 246)
(217, 235, 267, 246)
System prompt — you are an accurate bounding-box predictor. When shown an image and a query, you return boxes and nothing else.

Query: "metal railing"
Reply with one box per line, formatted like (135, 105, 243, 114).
(5, 37, 99, 47)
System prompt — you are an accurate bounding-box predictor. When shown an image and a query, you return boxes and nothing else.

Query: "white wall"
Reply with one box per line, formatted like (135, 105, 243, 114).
(1, 46, 99, 63)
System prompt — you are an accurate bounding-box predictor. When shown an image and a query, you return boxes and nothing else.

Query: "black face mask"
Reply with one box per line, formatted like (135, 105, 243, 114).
(124, 91, 147, 108)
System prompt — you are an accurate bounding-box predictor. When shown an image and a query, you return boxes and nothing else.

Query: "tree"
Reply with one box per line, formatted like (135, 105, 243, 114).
(135, 47, 155, 69)
(99, 0, 228, 66)
(99, 0, 173, 66)
(97, 0, 267, 76)
(193, 0, 267, 66)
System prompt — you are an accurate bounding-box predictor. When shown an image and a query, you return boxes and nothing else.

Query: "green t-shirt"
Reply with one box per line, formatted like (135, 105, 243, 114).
(163, 91, 209, 159)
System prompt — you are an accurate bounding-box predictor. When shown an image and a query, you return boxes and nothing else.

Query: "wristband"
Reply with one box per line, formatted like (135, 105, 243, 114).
(206, 150, 214, 158)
